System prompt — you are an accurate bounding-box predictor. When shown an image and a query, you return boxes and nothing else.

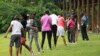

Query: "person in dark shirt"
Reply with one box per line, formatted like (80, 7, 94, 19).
(20, 13, 34, 56)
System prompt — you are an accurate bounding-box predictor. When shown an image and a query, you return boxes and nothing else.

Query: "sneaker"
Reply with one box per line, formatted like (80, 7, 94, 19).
(31, 52, 34, 56)
(38, 52, 41, 54)
(30, 50, 34, 56)
(19, 54, 22, 56)
(41, 49, 44, 53)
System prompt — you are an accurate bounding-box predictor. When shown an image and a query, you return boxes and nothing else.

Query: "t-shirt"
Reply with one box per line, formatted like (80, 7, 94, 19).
(31, 19, 38, 27)
(57, 16, 65, 27)
(26, 19, 31, 27)
(41, 14, 52, 31)
(21, 19, 27, 29)
(29, 19, 38, 32)
(66, 17, 71, 27)
(68, 19, 75, 29)
(50, 14, 58, 25)
(81, 15, 87, 26)
(11, 20, 23, 35)
(85, 16, 89, 25)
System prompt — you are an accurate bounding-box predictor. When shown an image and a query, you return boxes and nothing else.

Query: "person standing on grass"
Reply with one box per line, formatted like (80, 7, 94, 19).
(56, 14, 67, 46)
(67, 15, 76, 43)
(81, 13, 89, 41)
(71, 10, 78, 41)
(4, 15, 24, 56)
(41, 10, 52, 50)
(26, 14, 31, 41)
(20, 13, 34, 56)
(66, 15, 71, 43)
(28, 13, 41, 53)
(50, 13, 58, 47)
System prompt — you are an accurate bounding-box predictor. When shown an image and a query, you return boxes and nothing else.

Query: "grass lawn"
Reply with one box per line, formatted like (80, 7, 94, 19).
(0, 32, 100, 56)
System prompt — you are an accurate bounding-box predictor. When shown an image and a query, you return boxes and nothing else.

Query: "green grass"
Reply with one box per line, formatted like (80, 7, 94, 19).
(0, 32, 100, 56)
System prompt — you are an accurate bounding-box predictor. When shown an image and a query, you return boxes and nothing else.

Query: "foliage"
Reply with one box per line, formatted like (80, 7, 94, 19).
(0, 0, 62, 33)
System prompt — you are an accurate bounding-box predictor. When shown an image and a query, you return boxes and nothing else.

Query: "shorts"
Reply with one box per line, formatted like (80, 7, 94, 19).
(57, 26, 65, 36)
(9, 35, 21, 48)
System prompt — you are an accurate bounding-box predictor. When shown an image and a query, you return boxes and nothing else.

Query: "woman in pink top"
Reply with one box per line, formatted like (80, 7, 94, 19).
(56, 14, 67, 46)
(41, 11, 52, 50)
(67, 16, 76, 43)
(66, 16, 71, 43)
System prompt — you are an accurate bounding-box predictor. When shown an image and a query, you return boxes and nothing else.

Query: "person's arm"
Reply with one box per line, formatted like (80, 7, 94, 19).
(4, 25, 12, 38)
(63, 18, 66, 31)
(29, 19, 38, 32)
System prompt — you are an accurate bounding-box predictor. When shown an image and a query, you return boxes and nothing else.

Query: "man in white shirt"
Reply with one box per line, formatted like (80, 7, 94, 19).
(4, 15, 24, 56)
(50, 14, 58, 47)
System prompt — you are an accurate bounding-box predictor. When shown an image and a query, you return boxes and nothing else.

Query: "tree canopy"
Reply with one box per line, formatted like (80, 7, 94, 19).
(0, 0, 62, 33)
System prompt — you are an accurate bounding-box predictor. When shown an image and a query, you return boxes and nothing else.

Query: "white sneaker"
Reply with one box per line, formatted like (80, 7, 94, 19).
(38, 52, 41, 54)
(31, 52, 34, 56)
(19, 54, 22, 56)
(30, 50, 34, 56)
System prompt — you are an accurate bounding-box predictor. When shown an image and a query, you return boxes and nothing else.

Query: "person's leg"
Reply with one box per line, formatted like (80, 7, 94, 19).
(28, 31, 30, 41)
(83, 25, 87, 40)
(47, 31, 52, 49)
(75, 30, 78, 41)
(41, 31, 46, 50)
(56, 27, 59, 46)
(53, 25, 57, 46)
(85, 33, 89, 40)
(20, 45, 22, 55)
(68, 28, 71, 43)
(16, 47, 20, 56)
(52, 25, 57, 46)
(81, 26, 85, 40)
(9, 47, 13, 56)
(23, 43, 31, 52)
(60, 27, 66, 45)
(70, 28, 73, 43)
(62, 36, 67, 45)
(9, 35, 15, 56)
(72, 29, 75, 43)
(33, 32, 41, 52)
(22, 43, 34, 56)
(15, 35, 21, 56)
(29, 33, 34, 49)
(84, 25, 89, 40)
(56, 36, 59, 46)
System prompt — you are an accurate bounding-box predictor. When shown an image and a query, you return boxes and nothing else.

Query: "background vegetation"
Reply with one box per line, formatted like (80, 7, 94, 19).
(0, 0, 62, 33)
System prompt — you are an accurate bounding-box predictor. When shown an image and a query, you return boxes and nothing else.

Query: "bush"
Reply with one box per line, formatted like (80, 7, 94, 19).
(0, 1, 62, 33)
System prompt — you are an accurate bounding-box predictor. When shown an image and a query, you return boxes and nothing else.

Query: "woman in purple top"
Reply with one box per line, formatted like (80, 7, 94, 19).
(41, 11, 52, 50)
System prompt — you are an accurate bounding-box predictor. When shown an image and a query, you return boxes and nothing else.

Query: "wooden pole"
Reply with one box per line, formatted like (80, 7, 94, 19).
(73, 0, 76, 10)
(66, 0, 69, 17)
(98, 0, 100, 29)
(86, 0, 89, 30)
(82, 0, 84, 12)
(86, 0, 89, 15)
(63, 0, 64, 15)
(97, 0, 100, 31)
(92, 0, 95, 32)
(69, 0, 72, 12)
(63, 0, 66, 18)
(77, 0, 80, 24)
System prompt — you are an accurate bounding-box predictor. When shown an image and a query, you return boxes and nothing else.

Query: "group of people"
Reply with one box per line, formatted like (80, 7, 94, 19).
(4, 10, 89, 56)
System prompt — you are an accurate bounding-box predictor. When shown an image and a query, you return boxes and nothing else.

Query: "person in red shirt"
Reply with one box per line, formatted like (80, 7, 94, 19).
(56, 14, 67, 46)
(67, 15, 76, 43)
